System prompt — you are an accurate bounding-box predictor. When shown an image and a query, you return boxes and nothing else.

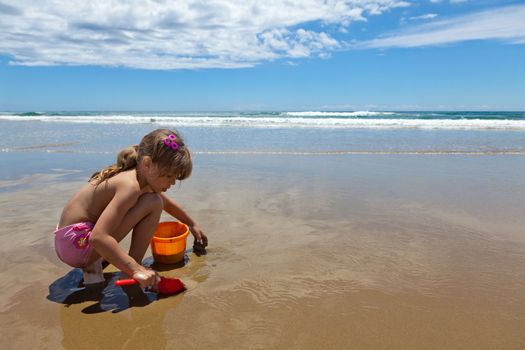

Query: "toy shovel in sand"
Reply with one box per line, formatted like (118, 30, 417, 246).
(115, 276, 185, 295)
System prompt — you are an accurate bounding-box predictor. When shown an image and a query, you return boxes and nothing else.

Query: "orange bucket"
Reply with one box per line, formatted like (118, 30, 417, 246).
(151, 221, 189, 264)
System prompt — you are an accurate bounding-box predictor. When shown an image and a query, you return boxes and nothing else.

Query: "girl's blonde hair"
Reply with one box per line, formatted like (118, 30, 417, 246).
(90, 129, 192, 185)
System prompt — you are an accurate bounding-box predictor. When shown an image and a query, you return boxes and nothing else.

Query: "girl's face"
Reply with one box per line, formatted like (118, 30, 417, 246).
(155, 172, 177, 193)
(150, 166, 177, 193)
(142, 158, 177, 192)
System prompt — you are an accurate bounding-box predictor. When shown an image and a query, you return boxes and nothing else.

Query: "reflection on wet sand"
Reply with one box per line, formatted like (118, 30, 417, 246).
(1, 155, 525, 349)
(47, 255, 206, 349)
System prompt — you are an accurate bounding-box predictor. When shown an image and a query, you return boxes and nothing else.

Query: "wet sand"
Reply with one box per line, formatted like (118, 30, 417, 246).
(1, 154, 525, 349)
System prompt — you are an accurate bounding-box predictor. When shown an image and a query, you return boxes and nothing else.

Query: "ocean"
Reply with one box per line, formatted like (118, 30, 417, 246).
(2, 111, 525, 129)
(1, 110, 525, 180)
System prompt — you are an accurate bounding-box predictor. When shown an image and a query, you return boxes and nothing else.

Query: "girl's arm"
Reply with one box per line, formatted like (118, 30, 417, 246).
(160, 193, 206, 244)
(160, 193, 195, 226)
(90, 185, 154, 284)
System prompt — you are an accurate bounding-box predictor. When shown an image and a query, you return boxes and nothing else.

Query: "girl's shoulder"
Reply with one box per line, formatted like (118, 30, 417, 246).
(92, 170, 141, 194)
(112, 170, 141, 190)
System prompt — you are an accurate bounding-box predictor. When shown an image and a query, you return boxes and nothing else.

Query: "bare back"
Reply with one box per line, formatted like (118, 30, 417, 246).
(58, 169, 142, 228)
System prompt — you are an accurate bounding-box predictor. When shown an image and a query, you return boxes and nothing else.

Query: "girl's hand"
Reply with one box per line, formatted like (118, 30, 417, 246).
(190, 224, 207, 246)
(132, 267, 160, 289)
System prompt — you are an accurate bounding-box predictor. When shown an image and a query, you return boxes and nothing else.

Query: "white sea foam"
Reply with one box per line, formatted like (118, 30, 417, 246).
(285, 111, 395, 117)
(1, 114, 525, 130)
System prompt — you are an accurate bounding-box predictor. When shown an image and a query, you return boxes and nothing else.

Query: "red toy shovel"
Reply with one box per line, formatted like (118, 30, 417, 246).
(115, 276, 185, 295)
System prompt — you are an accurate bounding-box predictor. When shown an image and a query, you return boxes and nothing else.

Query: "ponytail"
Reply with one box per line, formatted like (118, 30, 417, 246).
(89, 145, 138, 185)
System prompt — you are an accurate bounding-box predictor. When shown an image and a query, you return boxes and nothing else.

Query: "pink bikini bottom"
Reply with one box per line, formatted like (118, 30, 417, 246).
(54, 222, 95, 268)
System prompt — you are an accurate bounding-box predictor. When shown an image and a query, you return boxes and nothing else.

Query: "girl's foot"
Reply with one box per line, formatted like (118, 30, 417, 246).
(82, 258, 105, 285)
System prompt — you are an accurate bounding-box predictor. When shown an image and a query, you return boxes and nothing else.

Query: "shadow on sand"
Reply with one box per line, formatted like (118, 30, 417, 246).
(47, 255, 189, 314)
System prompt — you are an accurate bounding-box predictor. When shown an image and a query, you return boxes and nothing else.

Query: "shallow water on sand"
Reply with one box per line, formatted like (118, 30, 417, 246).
(1, 154, 525, 349)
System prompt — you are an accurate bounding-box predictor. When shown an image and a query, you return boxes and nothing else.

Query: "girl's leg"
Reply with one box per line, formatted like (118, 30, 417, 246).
(125, 194, 163, 263)
(85, 192, 163, 266)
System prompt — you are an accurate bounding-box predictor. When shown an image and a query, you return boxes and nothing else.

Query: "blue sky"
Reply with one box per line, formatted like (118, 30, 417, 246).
(0, 0, 524, 111)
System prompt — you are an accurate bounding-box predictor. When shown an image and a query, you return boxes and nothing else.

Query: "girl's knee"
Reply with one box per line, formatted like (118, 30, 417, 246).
(138, 192, 163, 213)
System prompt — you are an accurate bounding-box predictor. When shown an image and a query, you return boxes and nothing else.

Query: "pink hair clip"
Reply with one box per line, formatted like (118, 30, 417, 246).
(163, 133, 179, 151)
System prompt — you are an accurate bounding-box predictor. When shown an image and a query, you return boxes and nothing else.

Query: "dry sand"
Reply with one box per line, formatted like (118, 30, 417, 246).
(1, 154, 524, 349)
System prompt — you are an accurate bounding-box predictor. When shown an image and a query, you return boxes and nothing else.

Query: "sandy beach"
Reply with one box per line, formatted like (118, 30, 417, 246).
(1, 153, 525, 349)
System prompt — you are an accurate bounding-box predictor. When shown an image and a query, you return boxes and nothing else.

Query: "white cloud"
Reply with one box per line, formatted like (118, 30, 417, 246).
(409, 13, 438, 20)
(359, 4, 525, 48)
(0, 0, 409, 69)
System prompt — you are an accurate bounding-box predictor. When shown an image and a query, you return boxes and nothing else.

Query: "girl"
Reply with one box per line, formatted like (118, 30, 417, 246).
(54, 128, 206, 288)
